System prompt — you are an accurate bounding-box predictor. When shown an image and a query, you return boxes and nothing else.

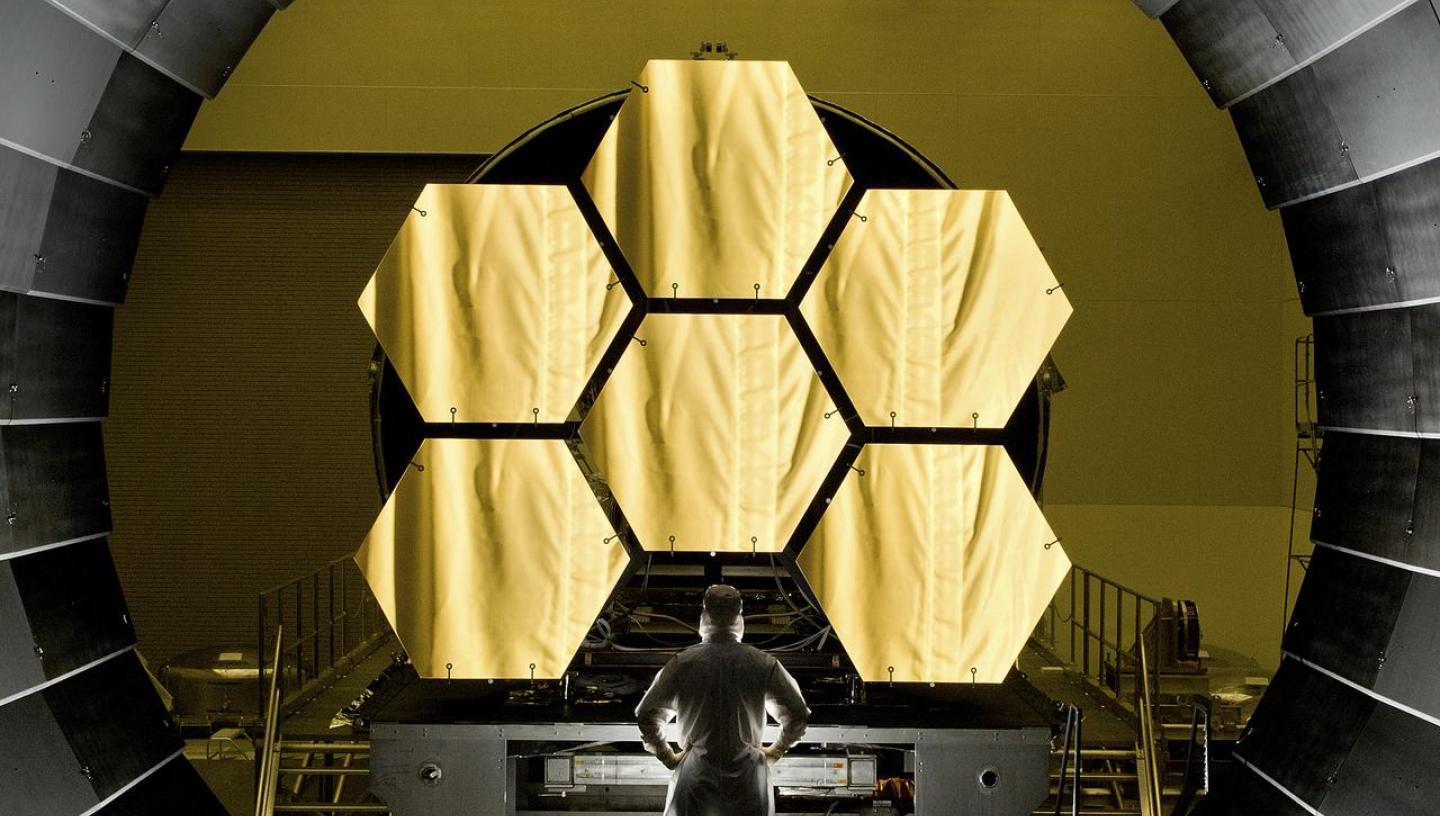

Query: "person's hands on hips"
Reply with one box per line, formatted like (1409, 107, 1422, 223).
(761, 745, 784, 765)
(660, 747, 687, 770)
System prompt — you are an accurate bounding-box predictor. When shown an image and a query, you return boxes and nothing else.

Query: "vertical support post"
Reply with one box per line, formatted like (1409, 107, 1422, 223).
(1069, 567, 1076, 664)
(293, 583, 303, 687)
(339, 562, 348, 653)
(1098, 579, 1107, 687)
(1081, 576, 1091, 678)
(257, 593, 267, 732)
(328, 562, 336, 670)
(312, 571, 320, 678)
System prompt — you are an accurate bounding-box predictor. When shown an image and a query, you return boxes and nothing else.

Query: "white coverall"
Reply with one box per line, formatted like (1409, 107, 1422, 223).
(635, 618, 809, 816)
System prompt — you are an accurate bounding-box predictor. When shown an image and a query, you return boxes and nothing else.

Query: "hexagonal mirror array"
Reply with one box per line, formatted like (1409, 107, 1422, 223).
(360, 183, 631, 424)
(582, 60, 851, 299)
(800, 188, 1070, 429)
(796, 444, 1069, 683)
(356, 59, 1071, 683)
(579, 313, 850, 553)
(355, 439, 629, 680)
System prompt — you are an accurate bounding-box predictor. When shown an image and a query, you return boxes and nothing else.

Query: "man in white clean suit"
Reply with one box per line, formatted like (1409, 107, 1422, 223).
(635, 584, 810, 816)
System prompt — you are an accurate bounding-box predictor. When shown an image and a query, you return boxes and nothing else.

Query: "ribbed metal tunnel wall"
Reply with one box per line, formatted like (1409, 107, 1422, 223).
(0, 1, 1436, 813)
(0, 1, 289, 812)
(1137, 0, 1440, 813)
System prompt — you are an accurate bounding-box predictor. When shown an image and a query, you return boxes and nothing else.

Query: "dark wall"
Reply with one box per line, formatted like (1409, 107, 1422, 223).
(108, 153, 477, 663)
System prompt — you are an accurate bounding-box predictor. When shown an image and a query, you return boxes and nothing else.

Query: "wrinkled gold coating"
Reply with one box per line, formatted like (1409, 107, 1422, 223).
(579, 314, 850, 553)
(359, 184, 629, 424)
(355, 438, 628, 680)
(797, 444, 1070, 684)
(800, 189, 1070, 429)
(582, 60, 851, 299)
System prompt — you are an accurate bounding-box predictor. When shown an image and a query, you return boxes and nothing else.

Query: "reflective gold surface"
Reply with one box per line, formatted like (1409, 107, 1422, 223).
(579, 314, 850, 553)
(582, 60, 851, 299)
(355, 439, 629, 679)
(800, 189, 1070, 429)
(359, 184, 630, 424)
(797, 444, 1070, 684)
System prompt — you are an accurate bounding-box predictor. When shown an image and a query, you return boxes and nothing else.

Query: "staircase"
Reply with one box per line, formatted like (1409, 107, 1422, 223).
(1037, 746, 1145, 815)
(268, 737, 387, 815)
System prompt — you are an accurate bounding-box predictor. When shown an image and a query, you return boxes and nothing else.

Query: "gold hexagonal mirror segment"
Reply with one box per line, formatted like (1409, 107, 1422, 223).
(800, 189, 1070, 429)
(579, 313, 850, 553)
(582, 60, 851, 299)
(797, 444, 1069, 684)
(359, 184, 631, 424)
(355, 438, 630, 680)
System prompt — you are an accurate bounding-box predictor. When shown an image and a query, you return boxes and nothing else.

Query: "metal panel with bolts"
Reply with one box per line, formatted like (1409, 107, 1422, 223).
(1311, 701, 1440, 815)
(133, 0, 276, 98)
(1232, 659, 1378, 808)
(1372, 572, 1440, 723)
(3, 537, 135, 693)
(44, 0, 171, 50)
(1284, 545, 1411, 689)
(0, 145, 146, 304)
(38, 650, 184, 802)
(1309, 3, 1440, 183)
(0, 0, 122, 172)
(1162, 0, 1293, 108)
(1162, 0, 1422, 107)
(1313, 307, 1414, 433)
(1310, 430, 1421, 564)
(1281, 156, 1440, 316)
(71, 53, 201, 196)
(34, 165, 147, 304)
(0, 294, 113, 424)
(0, 146, 60, 294)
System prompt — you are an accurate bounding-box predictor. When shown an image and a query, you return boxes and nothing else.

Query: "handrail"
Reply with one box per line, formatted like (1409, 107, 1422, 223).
(1052, 704, 1083, 816)
(1039, 563, 1163, 703)
(255, 626, 285, 816)
(258, 555, 389, 719)
(1135, 636, 1164, 816)
(1171, 697, 1211, 815)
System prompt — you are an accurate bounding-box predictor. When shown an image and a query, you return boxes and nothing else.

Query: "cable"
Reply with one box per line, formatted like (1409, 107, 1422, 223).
(768, 554, 823, 626)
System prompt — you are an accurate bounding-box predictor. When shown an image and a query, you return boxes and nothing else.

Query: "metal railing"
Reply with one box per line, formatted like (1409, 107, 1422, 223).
(1171, 698, 1212, 816)
(255, 628, 285, 816)
(1037, 564, 1171, 812)
(1040, 564, 1163, 703)
(1135, 637, 1164, 816)
(257, 556, 388, 718)
(1051, 703, 1083, 816)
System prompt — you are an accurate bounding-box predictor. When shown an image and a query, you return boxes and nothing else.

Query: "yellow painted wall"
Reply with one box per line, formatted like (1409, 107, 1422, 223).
(169, 0, 1310, 668)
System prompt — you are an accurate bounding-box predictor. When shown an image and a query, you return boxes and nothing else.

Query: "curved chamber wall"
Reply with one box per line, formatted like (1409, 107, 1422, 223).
(1138, 0, 1440, 812)
(1, 0, 1435, 811)
(0, 0, 286, 812)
